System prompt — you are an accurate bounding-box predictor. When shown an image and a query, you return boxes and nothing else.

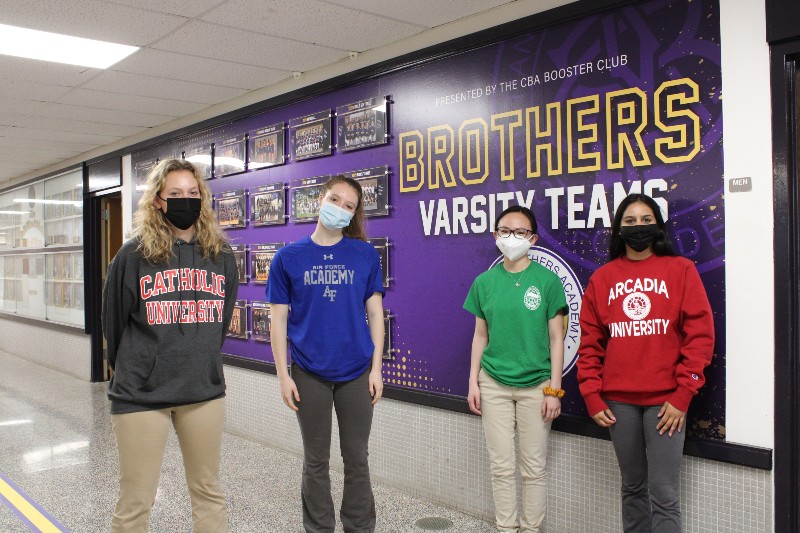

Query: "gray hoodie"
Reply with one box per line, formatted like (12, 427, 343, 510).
(102, 237, 239, 414)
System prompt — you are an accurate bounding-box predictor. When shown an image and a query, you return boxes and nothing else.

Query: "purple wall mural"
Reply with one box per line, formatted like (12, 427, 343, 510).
(132, 0, 725, 439)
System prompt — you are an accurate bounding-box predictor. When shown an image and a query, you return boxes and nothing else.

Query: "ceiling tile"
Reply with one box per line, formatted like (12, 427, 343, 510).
(0, 0, 188, 46)
(81, 70, 249, 105)
(33, 102, 174, 128)
(202, 0, 425, 52)
(55, 88, 205, 117)
(0, 56, 101, 87)
(0, 134, 97, 153)
(14, 115, 146, 137)
(152, 20, 347, 72)
(0, 79, 73, 102)
(111, 48, 289, 90)
(323, 0, 513, 27)
(0, 99, 52, 116)
(0, 125, 119, 146)
(105, 0, 223, 17)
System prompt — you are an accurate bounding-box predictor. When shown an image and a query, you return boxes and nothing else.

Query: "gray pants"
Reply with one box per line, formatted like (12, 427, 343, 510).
(293, 364, 376, 533)
(607, 401, 685, 533)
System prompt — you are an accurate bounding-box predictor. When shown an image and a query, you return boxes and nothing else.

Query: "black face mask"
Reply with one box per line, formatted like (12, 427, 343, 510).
(159, 196, 201, 230)
(619, 224, 661, 252)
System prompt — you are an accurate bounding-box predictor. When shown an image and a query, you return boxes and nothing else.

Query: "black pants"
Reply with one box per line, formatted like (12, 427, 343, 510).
(293, 364, 376, 533)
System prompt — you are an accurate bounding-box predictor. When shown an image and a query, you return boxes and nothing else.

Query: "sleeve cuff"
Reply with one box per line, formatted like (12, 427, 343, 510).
(668, 387, 695, 413)
(583, 393, 609, 417)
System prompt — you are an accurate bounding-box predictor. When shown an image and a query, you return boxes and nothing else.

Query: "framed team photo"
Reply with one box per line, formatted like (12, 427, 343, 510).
(289, 111, 332, 161)
(251, 243, 284, 284)
(250, 183, 286, 226)
(290, 175, 330, 223)
(134, 157, 157, 191)
(214, 134, 246, 177)
(336, 96, 388, 152)
(183, 144, 213, 180)
(342, 166, 390, 217)
(215, 189, 247, 229)
(227, 300, 248, 339)
(230, 244, 248, 283)
(248, 123, 285, 170)
(368, 237, 391, 288)
(383, 309, 394, 360)
(250, 301, 271, 343)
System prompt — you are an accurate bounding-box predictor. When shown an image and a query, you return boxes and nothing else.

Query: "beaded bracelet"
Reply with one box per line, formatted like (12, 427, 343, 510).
(543, 386, 565, 398)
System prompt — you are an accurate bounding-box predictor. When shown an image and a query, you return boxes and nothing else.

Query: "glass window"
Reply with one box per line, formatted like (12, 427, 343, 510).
(44, 169, 83, 247)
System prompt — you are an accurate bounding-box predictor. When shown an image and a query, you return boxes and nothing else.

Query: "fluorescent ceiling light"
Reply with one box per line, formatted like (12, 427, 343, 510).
(0, 419, 32, 427)
(0, 23, 138, 69)
(13, 198, 81, 206)
(0, 210, 25, 215)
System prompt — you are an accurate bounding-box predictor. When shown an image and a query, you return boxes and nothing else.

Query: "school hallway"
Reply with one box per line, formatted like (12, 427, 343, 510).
(0, 351, 493, 532)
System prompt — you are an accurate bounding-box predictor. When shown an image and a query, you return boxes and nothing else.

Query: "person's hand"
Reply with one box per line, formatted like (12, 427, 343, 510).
(280, 376, 300, 411)
(369, 369, 384, 405)
(542, 396, 561, 422)
(656, 401, 685, 437)
(591, 408, 617, 427)
(467, 381, 481, 415)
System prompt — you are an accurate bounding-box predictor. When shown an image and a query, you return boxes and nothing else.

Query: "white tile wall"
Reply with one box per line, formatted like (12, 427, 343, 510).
(224, 365, 773, 533)
(0, 317, 91, 381)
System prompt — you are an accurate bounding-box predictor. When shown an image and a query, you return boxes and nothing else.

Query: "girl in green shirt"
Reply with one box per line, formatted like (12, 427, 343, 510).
(464, 205, 567, 533)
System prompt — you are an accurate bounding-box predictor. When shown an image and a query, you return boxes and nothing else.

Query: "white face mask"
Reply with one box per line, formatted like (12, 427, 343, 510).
(496, 235, 532, 261)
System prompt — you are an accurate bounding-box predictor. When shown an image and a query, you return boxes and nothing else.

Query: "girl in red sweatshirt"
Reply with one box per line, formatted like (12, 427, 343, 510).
(577, 193, 714, 533)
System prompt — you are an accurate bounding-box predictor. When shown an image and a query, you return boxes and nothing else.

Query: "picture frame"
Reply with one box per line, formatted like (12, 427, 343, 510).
(133, 157, 157, 192)
(227, 300, 248, 339)
(250, 243, 284, 285)
(250, 301, 271, 343)
(342, 166, 390, 217)
(230, 244, 248, 283)
(336, 96, 389, 152)
(383, 309, 394, 360)
(248, 123, 285, 170)
(214, 134, 246, 177)
(289, 111, 332, 161)
(183, 144, 213, 180)
(215, 189, 247, 229)
(290, 175, 330, 223)
(368, 237, 391, 288)
(250, 183, 286, 226)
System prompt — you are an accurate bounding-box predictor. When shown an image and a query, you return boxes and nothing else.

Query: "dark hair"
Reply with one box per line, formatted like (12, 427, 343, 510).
(321, 175, 366, 241)
(495, 205, 538, 234)
(610, 194, 677, 260)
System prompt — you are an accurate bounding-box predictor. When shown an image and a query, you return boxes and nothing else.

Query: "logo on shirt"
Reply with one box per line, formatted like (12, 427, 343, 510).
(324, 254, 334, 260)
(323, 286, 337, 302)
(523, 286, 541, 311)
(622, 292, 651, 320)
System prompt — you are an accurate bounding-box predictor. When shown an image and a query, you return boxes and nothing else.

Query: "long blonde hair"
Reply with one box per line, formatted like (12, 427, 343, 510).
(132, 159, 228, 264)
(322, 175, 367, 241)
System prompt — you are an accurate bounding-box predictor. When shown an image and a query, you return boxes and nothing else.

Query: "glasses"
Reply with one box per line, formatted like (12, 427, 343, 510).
(496, 226, 534, 239)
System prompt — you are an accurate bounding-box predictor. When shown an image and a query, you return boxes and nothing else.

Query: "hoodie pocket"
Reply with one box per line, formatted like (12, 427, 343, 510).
(138, 349, 223, 394)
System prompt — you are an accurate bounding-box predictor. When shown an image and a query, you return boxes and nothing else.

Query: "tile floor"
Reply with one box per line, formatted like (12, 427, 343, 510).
(0, 351, 493, 532)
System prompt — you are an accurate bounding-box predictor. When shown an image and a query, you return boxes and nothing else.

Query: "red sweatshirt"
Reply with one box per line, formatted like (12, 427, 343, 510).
(577, 254, 714, 415)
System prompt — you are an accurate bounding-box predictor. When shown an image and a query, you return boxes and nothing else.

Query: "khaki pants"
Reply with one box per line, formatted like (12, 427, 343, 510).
(110, 397, 228, 533)
(479, 370, 550, 533)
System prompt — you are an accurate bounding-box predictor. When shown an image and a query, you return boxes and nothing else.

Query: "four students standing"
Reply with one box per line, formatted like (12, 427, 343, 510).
(104, 165, 714, 533)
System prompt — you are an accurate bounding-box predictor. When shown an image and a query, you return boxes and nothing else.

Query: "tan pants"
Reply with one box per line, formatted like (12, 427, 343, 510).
(110, 397, 228, 533)
(479, 370, 550, 533)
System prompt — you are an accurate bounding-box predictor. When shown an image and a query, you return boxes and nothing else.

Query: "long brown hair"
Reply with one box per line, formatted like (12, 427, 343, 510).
(132, 159, 228, 264)
(322, 175, 367, 241)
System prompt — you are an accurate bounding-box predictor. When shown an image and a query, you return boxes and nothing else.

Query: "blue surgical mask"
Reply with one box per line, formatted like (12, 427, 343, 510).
(319, 202, 353, 230)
